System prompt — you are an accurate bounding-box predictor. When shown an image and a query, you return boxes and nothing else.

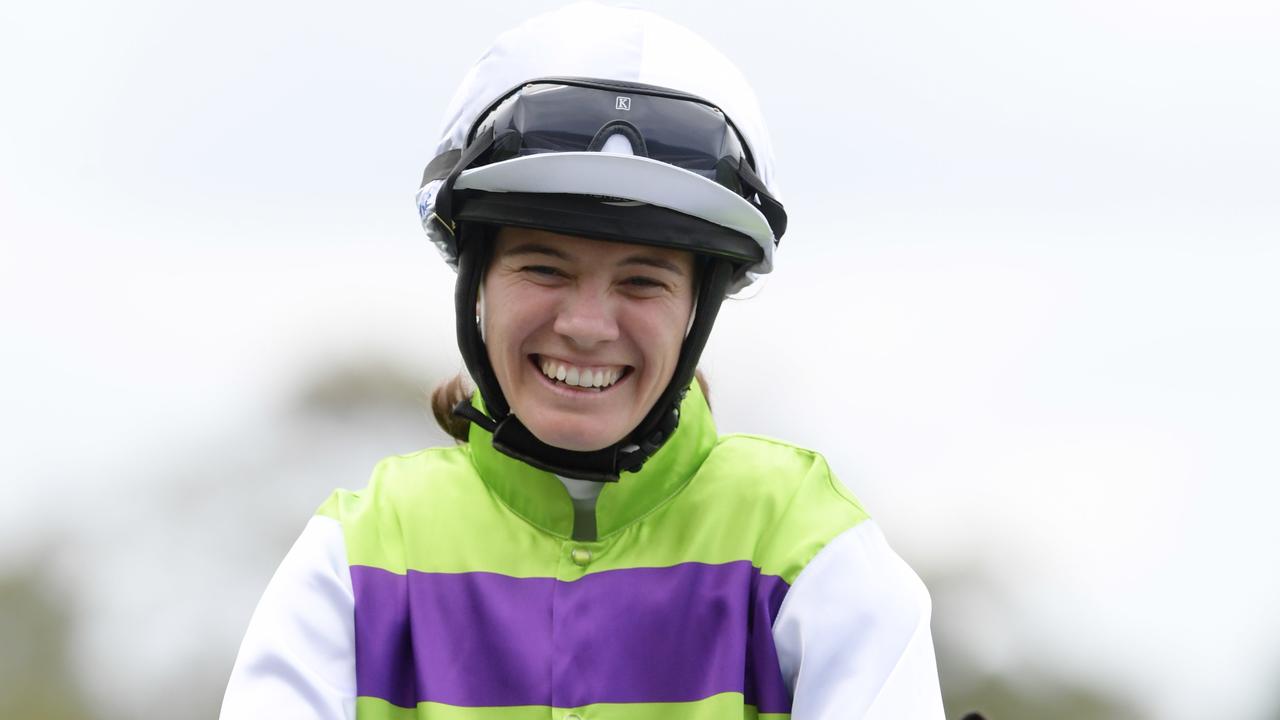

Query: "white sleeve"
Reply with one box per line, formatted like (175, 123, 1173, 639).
(220, 515, 357, 720)
(772, 520, 945, 720)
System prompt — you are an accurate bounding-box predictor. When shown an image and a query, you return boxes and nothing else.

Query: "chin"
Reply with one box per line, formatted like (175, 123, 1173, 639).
(524, 413, 628, 453)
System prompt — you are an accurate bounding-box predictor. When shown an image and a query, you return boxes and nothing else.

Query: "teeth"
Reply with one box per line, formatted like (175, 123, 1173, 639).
(536, 356, 625, 390)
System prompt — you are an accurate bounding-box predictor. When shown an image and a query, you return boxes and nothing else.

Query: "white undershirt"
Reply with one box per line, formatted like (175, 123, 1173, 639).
(555, 474, 605, 504)
(555, 474, 604, 541)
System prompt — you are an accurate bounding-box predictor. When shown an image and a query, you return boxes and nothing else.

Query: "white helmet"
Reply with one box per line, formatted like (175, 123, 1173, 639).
(416, 1, 786, 294)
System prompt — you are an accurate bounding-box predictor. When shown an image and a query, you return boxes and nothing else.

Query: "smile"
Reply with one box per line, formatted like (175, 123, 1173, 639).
(531, 355, 631, 393)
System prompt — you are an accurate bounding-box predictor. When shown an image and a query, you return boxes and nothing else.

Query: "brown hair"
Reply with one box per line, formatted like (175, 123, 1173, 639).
(431, 369, 712, 443)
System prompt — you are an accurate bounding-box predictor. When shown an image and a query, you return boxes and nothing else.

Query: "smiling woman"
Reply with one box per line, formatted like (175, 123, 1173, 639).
(220, 3, 945, 719)
(479, 227, 695, 452)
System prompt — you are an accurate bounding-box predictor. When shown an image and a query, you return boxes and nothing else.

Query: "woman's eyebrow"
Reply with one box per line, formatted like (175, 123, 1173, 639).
(619, 255, 686, 276)
(502, 242, 570, 260)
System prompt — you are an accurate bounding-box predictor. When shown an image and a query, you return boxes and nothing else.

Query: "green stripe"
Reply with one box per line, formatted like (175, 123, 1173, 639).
(318, 430, 868, 585)
(318, 447, 566, 577)
(589, 434, 869, 583)
(354, 692, 790, 719)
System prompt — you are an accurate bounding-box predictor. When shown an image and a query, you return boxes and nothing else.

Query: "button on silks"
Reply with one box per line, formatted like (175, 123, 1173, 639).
(571, 547, 592, 566)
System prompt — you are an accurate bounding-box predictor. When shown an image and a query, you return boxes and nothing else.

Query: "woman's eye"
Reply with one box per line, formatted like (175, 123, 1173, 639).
(522, 265, 564, 277)
(625, 276, 668, 290)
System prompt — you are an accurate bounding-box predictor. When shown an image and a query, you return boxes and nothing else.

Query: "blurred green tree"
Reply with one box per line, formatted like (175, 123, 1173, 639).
(0, 561, 96, 720)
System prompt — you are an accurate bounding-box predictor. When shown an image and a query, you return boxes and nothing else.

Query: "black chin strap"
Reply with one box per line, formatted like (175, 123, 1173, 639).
(450, 223, 733, 482)
(453, 401, 634, 482)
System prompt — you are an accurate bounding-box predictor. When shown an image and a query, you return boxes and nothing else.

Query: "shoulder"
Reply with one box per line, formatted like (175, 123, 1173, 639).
(698, 434, 872, 584)
(316, 445, 474, 520)
(313, 445, 479, 572)
(705, 433, 868, 522)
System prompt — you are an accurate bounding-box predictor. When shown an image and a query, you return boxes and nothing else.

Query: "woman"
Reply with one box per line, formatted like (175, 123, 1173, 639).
(221, 3, 945, 719)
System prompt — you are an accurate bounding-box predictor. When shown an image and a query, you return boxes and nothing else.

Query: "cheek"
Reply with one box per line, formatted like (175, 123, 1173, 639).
(632, 306, 692, 371)
(486, 288, 554, 356)
(480, 282, 516, 360)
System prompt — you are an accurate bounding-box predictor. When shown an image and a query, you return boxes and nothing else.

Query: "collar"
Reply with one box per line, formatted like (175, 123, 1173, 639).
(466, 380, 718, 539)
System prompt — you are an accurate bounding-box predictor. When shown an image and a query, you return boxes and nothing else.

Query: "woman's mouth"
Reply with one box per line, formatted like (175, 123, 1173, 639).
(530, 355, 631, 393)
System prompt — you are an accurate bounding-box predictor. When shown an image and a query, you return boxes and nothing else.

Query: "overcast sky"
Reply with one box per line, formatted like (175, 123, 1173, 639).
(3, 1, 1279, 718)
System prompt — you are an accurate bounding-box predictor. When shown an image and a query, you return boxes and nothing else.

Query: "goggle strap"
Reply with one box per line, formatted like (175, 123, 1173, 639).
(422, 148, 461, 187)
(435, 126, 497, 227)
(734, 159, 788, 242)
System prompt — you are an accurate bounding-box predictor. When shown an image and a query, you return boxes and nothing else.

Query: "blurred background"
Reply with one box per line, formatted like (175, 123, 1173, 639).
(3, 0, 1278, 718)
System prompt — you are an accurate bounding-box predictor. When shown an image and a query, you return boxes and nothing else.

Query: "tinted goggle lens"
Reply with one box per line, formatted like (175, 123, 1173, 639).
(471, 82, 751, 196)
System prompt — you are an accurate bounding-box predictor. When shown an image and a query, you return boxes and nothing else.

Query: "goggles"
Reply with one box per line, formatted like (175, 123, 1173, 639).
(422, 77, 787, 262)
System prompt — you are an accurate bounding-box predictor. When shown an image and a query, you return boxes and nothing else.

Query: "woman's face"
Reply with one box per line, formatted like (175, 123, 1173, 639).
(482, 226, 697, 452)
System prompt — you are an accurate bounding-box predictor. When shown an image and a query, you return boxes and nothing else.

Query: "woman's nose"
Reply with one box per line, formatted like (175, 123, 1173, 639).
(553, 289, 619, 348)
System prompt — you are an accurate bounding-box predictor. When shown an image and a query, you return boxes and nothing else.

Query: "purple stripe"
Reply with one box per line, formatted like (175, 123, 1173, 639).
(353, 568, 556, 708)
(744, 569, 792, 713)
(351, 562, 791, 711)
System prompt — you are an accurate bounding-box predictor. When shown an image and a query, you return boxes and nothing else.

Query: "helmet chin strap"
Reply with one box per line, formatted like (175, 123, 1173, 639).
(451, 223, 733, 482)
(476, 282, 486, 343)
